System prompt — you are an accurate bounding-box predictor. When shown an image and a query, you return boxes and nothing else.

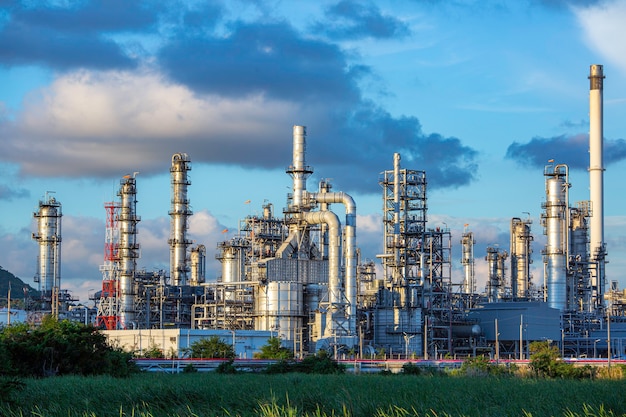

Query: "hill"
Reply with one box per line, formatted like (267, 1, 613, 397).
(0, 266, 39, 303)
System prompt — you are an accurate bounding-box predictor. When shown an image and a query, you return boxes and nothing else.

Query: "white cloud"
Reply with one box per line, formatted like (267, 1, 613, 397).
(2, 69, 305, 177)
(573, 1, 626, 75)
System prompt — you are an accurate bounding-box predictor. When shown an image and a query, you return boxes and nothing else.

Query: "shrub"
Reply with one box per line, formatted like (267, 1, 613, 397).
(187, 335, 235, 359)
(402, 362, 421, 375)
(216, 359, 238, 374)
(254, 337, 293, 360)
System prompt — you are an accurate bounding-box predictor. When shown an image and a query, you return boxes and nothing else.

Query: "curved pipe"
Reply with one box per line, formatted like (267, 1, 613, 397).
(308, 191, 357, 335)
(302, 211, 342, 337)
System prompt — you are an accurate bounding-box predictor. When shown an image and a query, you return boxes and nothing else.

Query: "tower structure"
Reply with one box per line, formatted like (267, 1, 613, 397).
(32, 193, 62, 314)
(542, 164, 569, 311)
(460, 228, 475, 294)
(118, 174, 140, 328)
(588, 64, 606, 310)
(96, 201, 121, 329)
(169, 153, 192, 286)
(510, 217, 533, 300)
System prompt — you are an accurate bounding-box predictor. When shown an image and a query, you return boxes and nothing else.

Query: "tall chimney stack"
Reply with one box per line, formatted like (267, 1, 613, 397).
(588, 64, 605, 307)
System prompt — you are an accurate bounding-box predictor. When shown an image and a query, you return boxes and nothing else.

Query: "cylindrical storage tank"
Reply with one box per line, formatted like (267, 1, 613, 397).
(255, 281, 304, 342)
(190, 244, 206, 286)
(544, 167, 568, 311)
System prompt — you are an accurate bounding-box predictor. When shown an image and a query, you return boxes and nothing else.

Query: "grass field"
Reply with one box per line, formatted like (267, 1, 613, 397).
(1, 372, 626, 417)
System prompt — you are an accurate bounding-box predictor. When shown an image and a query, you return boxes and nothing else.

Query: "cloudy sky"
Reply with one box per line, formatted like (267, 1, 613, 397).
(0, 0, 625, 304)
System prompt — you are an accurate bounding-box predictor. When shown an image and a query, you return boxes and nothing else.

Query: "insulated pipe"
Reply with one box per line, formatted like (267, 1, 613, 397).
(308, 190, 357, 335)
(302, 211, 342, 337)
(588, 64, 605, 304)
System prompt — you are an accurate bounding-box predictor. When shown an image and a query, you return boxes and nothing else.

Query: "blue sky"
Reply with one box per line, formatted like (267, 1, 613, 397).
(0, 0, 625, 304)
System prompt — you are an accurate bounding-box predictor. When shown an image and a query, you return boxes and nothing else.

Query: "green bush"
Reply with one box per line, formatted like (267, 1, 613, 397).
(186, 335, 235, 359)
(0, 316, 137, 378)
(254, 336, 293, 360)
(401, 362, 421, 375)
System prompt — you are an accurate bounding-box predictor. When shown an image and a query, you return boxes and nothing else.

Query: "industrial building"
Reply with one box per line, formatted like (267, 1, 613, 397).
(28, 65, 626, 360)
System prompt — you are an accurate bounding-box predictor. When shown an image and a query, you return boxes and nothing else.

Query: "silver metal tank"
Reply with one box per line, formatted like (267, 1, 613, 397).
(169, 153, 192, 286)
(485, 247, 499, 302)
(118, 175, 140, 328)
(32, 194, 62, 297)
(217, 238, 247, 301)
(460, 230, 475, 294)
(542, 164, 568, 311)
(190, 244, 206, 286)
(255, 281, 304, 342)
(510, 217, 533, 300)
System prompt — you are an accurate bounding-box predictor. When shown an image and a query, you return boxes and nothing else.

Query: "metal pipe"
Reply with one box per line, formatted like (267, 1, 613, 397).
(308, 190, 357, 335)
(301, 210, 343, 337)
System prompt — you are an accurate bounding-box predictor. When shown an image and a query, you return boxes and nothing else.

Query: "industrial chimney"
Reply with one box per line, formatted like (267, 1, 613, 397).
(588, 64, 606, 309)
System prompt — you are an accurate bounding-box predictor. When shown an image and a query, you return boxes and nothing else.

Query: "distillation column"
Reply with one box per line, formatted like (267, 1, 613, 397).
(190, 245, 206, 287)
(486, 247, 506, 302)
(510, 217, 533, 300)
(460, 228, 475, 294)
(118, 175, 140, 328)
(169, 153, 192, 286)
(569, 203, 591, 311)
(588, 64, 606, 309)
(542, 164, 569, 311)
(32, 194, 62, 312)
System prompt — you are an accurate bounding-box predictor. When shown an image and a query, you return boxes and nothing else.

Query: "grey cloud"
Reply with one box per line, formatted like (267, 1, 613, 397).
(158, 20, 363, 103)
(0, 184, 29, 200)
(506, 134, 626, 169)
(0, 0, 160, 70)
(306, 104, 479, 193)
(13, 0, 159, 33)
(313, 0, 410, 40)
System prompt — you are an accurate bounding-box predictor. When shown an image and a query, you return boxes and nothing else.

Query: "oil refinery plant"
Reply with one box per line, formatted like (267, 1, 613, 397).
(28, 65, 626, 360)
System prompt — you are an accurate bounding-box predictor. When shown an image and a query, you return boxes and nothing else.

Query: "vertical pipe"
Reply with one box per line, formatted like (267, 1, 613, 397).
(589, 64, 605, 306)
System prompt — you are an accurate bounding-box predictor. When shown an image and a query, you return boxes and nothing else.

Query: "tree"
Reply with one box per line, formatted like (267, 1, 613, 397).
(188, 336, 235, 359)
(254, 337, 293, 360)
(0, 316, 137, 377)
(529, 340, 564, 378)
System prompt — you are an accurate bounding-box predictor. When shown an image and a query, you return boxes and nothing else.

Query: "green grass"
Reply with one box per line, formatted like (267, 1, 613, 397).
(1, 373, 625, 417)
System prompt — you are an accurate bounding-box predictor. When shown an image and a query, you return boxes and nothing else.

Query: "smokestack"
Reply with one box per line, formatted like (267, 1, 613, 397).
(588, 64, 605, 306)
